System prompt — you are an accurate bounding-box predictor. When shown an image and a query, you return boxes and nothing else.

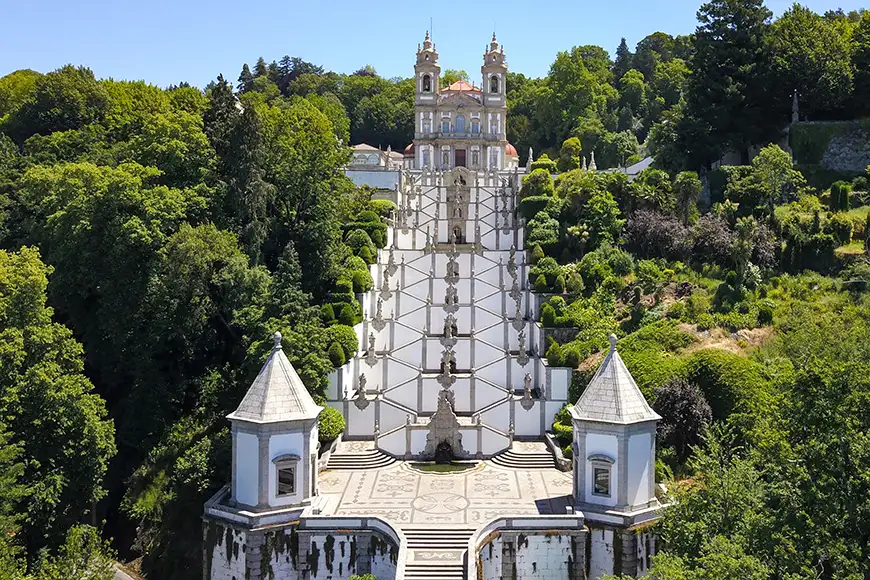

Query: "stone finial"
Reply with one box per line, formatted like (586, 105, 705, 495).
(609, 333, 618, 352)
(589, 151, 597, 172)
(273, 331, 283, 350)
(582, 155, 587, 171)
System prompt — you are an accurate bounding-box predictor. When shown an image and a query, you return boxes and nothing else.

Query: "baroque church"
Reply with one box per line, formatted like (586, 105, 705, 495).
(203, 33, 664, 580)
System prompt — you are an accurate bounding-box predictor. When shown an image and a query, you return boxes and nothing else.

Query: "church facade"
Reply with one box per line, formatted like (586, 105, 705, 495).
(203, 34, 662, 580)
(403, 32, 519, 171)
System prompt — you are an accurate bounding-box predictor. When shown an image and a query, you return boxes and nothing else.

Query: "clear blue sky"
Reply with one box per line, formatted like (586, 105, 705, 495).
(1, 0, 864, 88)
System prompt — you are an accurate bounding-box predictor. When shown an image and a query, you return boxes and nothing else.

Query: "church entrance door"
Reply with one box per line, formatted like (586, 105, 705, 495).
(455, 149, 466, 167)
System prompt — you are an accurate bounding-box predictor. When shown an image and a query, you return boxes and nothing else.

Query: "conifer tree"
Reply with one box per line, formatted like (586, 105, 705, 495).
(254, 57, 268, 78)
(613, 37, 634, 80)
(237, 63, 254, 93)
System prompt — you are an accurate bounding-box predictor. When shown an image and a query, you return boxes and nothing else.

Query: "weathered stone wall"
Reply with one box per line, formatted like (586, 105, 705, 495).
(790, 121, 870, 173)
(203, 519, 399, 580)
(478, 530, 586, 580)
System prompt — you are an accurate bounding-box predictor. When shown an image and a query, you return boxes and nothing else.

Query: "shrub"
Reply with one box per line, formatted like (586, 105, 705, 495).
(520, 168, 555, 199)
(757, 299, 775, 324)
(351, 269, 373, 293)
(567, 272, 584, 294)
(345, 228, 376, 255)
(357, 244, 374, 264)
(369, 227, 386, 247)
(562, 444, 573, 459)
(318, 406, 345, 444)
(852, 176, 868, 192)
(541, 303, 557, 327)
(529, 257, 562, 286)
(337, 304, 356, 326)
(530, 244, 545, 264)
(355, 210, 381, 223)
(369, 199, 397, 217)
(667, 301, 685, 320)
(530, 153, 558, 173)
(534, 274, 549, 293)
(625, 210, 691, 261)
(328, 341, 345, 367)
(683, 349, 770, 424)
(518, 195, 552, 220)
(546, 340, 566, 366)
(564, 348, 581, 369)
(636, 260, 664, 293)
(326, 324, 358, 359)
(652, 378, 712, 464)
(828, 213, 853, 245)
(552, 422, 573, 446)
(345, 255, 369, 272)
(554, 274, 566, 294)
(320, 303, 335, 322)
(334, 277, 353, 294)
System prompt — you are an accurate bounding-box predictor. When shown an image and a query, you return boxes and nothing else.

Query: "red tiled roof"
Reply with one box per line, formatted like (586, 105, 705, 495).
(444, 80, 481, 93)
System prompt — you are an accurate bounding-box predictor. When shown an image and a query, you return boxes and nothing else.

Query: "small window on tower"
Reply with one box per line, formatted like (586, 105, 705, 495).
(423, 74, 431, 92)
(471, 119, 480, 134)
(490, 75, 499, 94)
(277, 467, 296, 495)
(593, 467, 610, 496)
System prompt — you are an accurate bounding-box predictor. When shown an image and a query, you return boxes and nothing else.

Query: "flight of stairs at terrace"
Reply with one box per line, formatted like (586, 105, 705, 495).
(401, 527, 474, 580)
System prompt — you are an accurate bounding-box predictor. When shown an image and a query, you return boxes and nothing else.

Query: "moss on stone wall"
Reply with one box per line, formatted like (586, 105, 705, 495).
(791, 121, 870, 165)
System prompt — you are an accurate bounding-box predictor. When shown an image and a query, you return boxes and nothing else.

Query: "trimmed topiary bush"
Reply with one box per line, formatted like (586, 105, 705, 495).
(355, 210, 380, 223)
(326, 324, 358, 360)
(328, 341, 345, 367)
(546, 340, 566, 366)
(320, 303, 335, 323)
(369, 199, 398, 217)
(554, 274, 566, 294)
(358, 244, 374, 265)
(541, 303, 556, 327)
(351, 269, 373, 293)
(530, 153, 558, 173)
(534, 273, 549, 293)
(318, 406, 346, 445)
(334, 277, 353, 295)
(530, 244, 545, 264)
(337, 303, 356, 326)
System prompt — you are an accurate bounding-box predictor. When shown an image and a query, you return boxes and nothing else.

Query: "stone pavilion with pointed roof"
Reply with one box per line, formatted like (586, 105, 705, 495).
(571, 334, 662, 578)
(227, 331, 323, 511)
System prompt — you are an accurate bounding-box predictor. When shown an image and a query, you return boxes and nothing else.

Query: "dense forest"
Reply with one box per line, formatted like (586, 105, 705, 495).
(0, 0, 868, 579)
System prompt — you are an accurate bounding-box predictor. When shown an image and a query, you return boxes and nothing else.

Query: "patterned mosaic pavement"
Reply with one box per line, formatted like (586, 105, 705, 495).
(318, 460, 574, 528)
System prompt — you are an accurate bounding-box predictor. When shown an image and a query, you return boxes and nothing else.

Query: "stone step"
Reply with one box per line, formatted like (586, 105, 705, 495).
(491, 450, 555, 469)
(404, 564, 465, 579)
(325, 450, 396, 470)
(403, 530, 474, 550)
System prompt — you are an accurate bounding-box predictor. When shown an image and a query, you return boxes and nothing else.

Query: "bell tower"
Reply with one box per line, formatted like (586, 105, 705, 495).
(415, 31, 440, 105)
(481, 33, 507, 110)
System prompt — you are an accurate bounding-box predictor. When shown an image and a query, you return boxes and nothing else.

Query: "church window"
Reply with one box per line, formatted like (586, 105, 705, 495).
(422, 149, 430, 167)
(423, 74, 431, 92)
(442, 151, 450, 167)
(490, 75, 499, 93)
(472, 151, 479, 166)
(592, 466, 610, 496)
(423, 120, 431, 134)
(471, 119, 480, 134)
(489, 149, 498, 168)
(490, 121, 498, 135)
(441, 119, 450, 133)
(455, 115, 466, 133)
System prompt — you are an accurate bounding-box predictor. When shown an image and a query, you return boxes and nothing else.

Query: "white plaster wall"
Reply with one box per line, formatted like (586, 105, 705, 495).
(475, 342, 504, 368)
(268, 432, 305, 507)
(481, 400, 510, 430)
(460, 428, 479, 455)
(477, 360, 509, 385)
(393, 341, 423, 367)
(628, 432, 652, 507)
(347, 405, 375, 437)
(380, 401, 408, 431)
(549, 367, 571, 401)
(384, 360, 418, 385)
(514, 403, 540, 437)
(411, 429, 428, 454)
(481, 427, 510, 454)
(584, 433, 618, 507)
(588, 527, 615, 579)
(387, 379, 419, 411)
(208, 526, 247, 580)
(478, 325, 504, 347)
(234, 432, 258, 507)
(452, 377, 472, 412)
(478, 292, 503, 314)
(378, 429, 405, 456)
(475, 379, 508, 408)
